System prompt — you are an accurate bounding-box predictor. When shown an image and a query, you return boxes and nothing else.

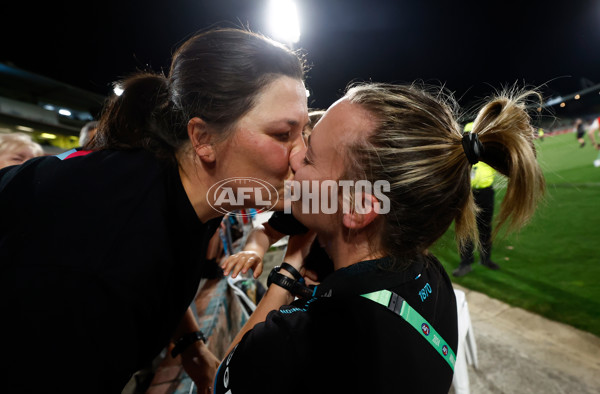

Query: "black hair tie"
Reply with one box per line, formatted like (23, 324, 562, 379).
(461, 133, 483, 165)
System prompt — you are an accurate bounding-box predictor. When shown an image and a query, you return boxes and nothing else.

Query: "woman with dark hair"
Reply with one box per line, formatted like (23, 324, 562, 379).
(0, 27, 308, 393)
(214, 82, 545, 393)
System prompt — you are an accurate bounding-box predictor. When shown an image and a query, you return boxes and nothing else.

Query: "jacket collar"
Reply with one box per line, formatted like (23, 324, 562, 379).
(311, 255, 425, 299)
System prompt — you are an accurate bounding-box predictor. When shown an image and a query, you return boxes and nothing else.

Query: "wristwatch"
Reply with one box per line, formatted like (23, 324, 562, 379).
(171, 330, 206, 358)
(267, 265, 314, 298)
(280, 262, 304, 282)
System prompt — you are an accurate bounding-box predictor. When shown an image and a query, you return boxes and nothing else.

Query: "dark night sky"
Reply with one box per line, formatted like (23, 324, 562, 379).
(3, 0, 600, 113)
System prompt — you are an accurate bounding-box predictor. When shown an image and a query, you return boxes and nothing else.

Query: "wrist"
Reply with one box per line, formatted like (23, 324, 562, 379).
(283, 253, 303, 267)
(267, 266, 314, 299)
(267, 279, 296, 305)
(171, 330, 206, 358)
(244, 236, 268, 256)
(241, 247, 262, 256)
(280, 262, 304, 283)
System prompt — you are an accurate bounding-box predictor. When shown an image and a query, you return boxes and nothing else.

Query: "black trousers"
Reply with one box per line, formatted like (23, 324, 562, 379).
(460, 186, 495, 265)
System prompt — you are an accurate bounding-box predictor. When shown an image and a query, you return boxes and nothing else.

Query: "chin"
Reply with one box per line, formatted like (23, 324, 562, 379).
(290, 202, 310, 225)
(271, 198, 286, 212)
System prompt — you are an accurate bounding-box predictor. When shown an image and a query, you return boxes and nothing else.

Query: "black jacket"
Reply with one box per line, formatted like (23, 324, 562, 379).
(0, 149, 222, 393)
(215, 255, 458, 394)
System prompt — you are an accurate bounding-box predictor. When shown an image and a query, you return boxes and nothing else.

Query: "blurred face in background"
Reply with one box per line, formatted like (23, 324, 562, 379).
(0, 144, 39, 169)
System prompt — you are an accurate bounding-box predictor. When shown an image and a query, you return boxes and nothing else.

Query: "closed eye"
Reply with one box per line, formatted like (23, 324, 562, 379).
(274, 132, 291, 141)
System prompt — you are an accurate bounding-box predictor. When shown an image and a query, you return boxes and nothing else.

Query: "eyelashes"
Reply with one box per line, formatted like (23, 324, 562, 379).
(275, 132, 291, 141)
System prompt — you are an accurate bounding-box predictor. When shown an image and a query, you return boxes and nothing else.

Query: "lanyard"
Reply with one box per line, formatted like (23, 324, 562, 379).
(361, 290, 456, 371)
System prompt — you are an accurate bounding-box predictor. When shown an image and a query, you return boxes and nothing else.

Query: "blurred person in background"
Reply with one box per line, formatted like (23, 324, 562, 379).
(453, 122, 500, 277)
(213, 82, 545, 394)
(0, 132, 43, 169)
(587, 116, 600, 150)
(0, 27, 308, 394)
(574, 118, 586, 147)
(537, 127, 544, 141)
(79, 120, 99, 147)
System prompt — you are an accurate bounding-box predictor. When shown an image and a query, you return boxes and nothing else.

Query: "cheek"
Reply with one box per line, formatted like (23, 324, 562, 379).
(254, 140, 290, 175)
(291, 198, 339, 235)
(228, 131, 289, 176)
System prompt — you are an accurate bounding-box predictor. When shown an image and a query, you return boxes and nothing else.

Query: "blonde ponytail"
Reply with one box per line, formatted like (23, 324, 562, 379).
(470, 89, 545, 235)
(343, 82, 545, 265)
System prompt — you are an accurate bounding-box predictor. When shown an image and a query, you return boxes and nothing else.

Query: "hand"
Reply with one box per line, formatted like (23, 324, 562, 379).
(221, 250, 263, 278)
(302, 269, 320, 285)
(180, 340, 221, 394)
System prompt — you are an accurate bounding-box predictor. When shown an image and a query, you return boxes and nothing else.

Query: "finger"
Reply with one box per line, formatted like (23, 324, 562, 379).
(253, 263, 263, 278)
(222, 256, 241, 276)
(221, 255, 233, 268)
(221, 253, 239, 268)
(231, 258, 248, 278)
(241, 257, 259, 274)
(304, 269, 319, 282)
(221, 258, 234, 276)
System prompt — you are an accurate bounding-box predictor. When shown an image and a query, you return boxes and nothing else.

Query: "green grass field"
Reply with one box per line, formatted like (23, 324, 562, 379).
(431, 131, 600, 337)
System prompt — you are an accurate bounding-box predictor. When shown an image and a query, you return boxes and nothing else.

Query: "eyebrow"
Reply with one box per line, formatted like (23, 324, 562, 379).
(268, 119, 311, 129)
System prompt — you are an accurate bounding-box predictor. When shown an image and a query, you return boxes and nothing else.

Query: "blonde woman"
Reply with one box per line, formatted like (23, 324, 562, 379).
(214, 82, 545, 394)
(0, 132, 43, 169)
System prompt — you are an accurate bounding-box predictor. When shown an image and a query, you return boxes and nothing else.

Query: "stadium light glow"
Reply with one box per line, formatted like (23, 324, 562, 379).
(113, 85, 124, 96)
(58, 109, 72, 116)
(545, 96, 563, 106)
(268, 0, 301, 45)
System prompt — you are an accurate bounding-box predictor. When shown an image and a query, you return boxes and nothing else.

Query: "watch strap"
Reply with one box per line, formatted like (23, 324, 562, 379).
(171, 330, 206, 358)
(280, 262, 303, 282)
(268, 268, 314, 299)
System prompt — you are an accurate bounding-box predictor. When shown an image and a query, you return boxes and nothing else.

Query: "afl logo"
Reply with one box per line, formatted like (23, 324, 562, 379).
(421, 323, 430, 336)
(442, 345, 449, 356)
(207, 177, 279, 217)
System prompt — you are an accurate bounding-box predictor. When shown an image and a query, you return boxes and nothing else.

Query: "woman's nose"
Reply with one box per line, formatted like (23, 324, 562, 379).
(289, 142, 306, 174)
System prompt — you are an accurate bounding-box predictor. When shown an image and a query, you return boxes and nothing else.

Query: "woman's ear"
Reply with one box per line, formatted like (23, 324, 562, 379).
(188, 117, 216, 163)
(342, 192, 381, 229)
